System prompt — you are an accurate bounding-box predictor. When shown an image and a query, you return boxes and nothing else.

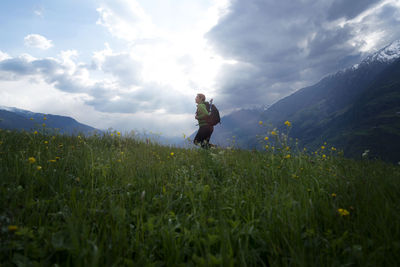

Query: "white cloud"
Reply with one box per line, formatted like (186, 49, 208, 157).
(1, 1, 235, 137)
(96, 0, 157, 42)
(0, 47, 195, 114)
(34, 8, 44, 17)
(24, 34, 53, 50)
(95, 0, 233, 100)
(0, 51, 11, 61)
(0, 76, 196, 136)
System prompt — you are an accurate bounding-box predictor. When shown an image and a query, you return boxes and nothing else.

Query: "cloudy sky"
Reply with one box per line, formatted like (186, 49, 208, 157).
(1, 0, 400, 137)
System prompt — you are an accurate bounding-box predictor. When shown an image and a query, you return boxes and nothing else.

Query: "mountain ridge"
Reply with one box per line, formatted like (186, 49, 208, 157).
(0, 106, 100, 135)
(211, 40, 400, 162)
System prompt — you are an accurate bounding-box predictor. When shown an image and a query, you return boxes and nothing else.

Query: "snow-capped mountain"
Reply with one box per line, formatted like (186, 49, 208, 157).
(362, 39, 400, 64)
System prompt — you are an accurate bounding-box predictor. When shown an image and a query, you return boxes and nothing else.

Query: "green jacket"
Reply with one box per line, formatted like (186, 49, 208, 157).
(196, 102, 210, 127)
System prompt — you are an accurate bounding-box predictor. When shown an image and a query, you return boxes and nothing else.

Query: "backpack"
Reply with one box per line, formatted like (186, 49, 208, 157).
(204, 99, 221, 126)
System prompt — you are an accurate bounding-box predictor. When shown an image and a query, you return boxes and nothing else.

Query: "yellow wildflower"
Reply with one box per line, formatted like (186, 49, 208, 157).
(331, 147, 337, 151)
(36, 165, 42, 171)
(264, 136, 269, 141)
(28, 157, 36, 164)
(284, 154, 291, 159)
(337, 208, 350, 216)
(322, 154, 326, 159)
(8, 225, 18, 232)
(111, 133, 114, 136)
(259, 121, 263, 125)
(44, 141, 48, 144)
(117, 132, 121, 136)
(170, 152, 174, 156)
(331, 193, 337, 198)
(285, 146, 290, 151)
(265, 145, 269, 150)
(34, 131, 38, 135)
(321, 146, 325, 150)
(55, 157, 60, 160)
(284, 120, 291, 127)
(42, 123, 46, 127)
(271, 131, 278, 136)
(48, 159, 56, 163)
(30, 118, 34, 121)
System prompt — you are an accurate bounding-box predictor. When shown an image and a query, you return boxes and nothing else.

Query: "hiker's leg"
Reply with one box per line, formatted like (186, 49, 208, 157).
(194, 126, 208, 146)
(200, 126, 214, 149)
(194, 131, 201, 145)
(205, 126, 214, 147)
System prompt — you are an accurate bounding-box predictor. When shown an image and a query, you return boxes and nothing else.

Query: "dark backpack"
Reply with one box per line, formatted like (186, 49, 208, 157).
(204, 99, 221, 126)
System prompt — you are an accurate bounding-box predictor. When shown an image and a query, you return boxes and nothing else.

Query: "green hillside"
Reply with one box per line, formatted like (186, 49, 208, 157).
(259, 60, 400, 162)
(323, 59, 400, 162)
(1, 129, 399, 266)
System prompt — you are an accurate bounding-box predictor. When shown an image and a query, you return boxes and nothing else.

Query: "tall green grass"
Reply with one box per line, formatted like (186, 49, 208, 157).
(1, 127, 399, 266)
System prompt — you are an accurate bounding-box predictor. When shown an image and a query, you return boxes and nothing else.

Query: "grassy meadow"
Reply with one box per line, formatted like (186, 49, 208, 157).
(1, 124, 400, 266)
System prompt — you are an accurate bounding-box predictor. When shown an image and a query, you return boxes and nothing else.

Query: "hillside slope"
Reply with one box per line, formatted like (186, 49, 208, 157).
(0, 107, 99, 135)
(211, 41, 400, 162)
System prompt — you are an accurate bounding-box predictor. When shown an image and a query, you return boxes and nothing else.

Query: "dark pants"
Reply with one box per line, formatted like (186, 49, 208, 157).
(194, 125, 214, 148)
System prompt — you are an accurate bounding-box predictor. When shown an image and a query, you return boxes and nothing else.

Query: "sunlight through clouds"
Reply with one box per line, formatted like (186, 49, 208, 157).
(336, 0, 400, 52)
(95, 0, 230, 96)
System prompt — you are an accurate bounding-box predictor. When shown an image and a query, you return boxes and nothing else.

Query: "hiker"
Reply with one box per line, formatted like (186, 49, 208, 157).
(194, 93, 214, 148)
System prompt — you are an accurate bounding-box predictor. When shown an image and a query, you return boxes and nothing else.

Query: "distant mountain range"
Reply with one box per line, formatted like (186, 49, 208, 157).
(210, 40, 400, 163)
(0, 106, 99, 135)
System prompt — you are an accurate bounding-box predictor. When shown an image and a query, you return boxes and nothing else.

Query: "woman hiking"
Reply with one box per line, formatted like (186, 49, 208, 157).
(194, 93, 214, 148)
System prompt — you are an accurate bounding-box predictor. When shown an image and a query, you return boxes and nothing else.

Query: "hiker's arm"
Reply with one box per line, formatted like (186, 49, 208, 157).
(196, 105, 209, 119)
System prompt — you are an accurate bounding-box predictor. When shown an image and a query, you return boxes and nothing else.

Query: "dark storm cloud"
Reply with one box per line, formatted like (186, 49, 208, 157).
(206, 0, 399, 109)
(215, 62, 295, 109)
